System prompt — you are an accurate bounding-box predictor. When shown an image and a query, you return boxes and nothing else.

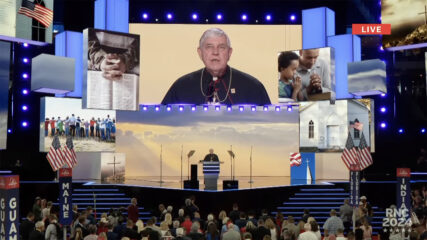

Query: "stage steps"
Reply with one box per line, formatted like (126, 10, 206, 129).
(272, 184, 385, 235)
(54, 183, 151, 221)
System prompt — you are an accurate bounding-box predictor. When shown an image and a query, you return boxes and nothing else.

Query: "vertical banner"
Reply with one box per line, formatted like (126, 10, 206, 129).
(349, 164, 360, 207)
(59, 168, 73, 225)
(0, 175, 20, 240)
(396, 168, 411, 212)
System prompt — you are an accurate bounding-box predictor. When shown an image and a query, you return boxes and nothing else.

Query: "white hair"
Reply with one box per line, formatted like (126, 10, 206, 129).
(176, 228, 184, 236)
(35, 221, 45, 229)
(207, 214, 214, 221)
(199, 28, 231, 48)
(178, 208, 184, 216)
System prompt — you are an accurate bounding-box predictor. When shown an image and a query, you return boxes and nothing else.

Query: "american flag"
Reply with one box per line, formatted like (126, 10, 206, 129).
(341, 132, 359, 170)
(358, 132, 373, 170)
(46, 135, 65, 171)
(17, 0, 53, 28)
(290, 152, 302, 167)
(63, 136, 77, 168)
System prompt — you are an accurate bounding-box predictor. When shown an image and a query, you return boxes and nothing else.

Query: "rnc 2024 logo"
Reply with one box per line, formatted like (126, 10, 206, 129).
(382, 207, 412, 234)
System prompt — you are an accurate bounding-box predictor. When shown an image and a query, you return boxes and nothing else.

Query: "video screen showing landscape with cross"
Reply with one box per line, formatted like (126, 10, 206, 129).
(116, 105, 299, 187)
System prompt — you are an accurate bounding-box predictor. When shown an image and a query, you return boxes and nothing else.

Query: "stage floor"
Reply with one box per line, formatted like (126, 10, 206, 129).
(81, 176, 347, 190)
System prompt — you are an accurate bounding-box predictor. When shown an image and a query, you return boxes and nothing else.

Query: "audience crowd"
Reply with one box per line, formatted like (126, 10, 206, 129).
(21, 189, 427, 240)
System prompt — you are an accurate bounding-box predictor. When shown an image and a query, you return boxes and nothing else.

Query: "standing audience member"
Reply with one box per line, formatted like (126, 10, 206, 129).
(106, 224, 118, 240)
(335, 229, 347, 240)
(42, 201, 53, 220)
(323, 210, 344, 236)
(20, 212, 36, 240)
(360, 219, 372, 240)
(229, 204, 240, 223)
(265, 218, 278, 240)
(128, 198, 139, 223)
(206, 222, 219, 240)
(223, 223, 241, 240)
(83, 225, 98, 240)
(256, 219, 271, 240)
(122, 219, 139, 240)
(29, 221, 45, 240)
(45, 214, 59, 240)
(282, 216, 299, 240)
(188, 222, 204, 240)
(340, 199, 353, 234)
(32, 197, 42, 222)
(235, 212, 248, 230)
(301, 210, 311, 223)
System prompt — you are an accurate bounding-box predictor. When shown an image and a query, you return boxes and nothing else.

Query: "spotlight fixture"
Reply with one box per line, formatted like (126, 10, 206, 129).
(216, 14, 223, 20)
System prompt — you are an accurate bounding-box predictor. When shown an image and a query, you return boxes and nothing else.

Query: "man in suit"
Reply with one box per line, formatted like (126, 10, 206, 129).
(203, 149, 219, 162)
(20, 212, 35, 240)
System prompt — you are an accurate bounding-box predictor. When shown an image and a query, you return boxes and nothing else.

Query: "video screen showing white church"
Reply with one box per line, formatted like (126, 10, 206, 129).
(299, 99, 374, 152)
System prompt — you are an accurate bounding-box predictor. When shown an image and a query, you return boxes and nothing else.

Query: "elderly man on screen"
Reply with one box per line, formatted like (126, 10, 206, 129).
(297, 48, 332, 100)
(161, 28, 271, 105)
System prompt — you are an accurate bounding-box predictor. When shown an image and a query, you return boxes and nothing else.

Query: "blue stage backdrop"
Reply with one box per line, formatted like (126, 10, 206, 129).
(0, 41, 10, 150)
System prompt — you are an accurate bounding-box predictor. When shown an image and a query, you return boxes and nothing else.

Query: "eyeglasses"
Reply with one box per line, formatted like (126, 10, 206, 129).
(203, 44, 229, 52)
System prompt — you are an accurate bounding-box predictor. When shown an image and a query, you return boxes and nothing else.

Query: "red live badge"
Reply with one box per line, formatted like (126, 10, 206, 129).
(352, 24, 391, 35)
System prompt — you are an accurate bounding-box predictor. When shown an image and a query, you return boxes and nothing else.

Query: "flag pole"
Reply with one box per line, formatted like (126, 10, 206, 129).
(248, 146, 253, 184)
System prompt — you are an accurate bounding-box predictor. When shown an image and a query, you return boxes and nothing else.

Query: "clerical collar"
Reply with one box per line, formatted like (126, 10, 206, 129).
(203, 66, 231, 82)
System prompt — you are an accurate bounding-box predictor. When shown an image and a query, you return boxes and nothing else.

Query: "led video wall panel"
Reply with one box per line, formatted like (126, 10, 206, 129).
(129, 24, 302, 105)
(40, 97, 116, 152)
(116, 105, 299, 186)
(0, 41, 10, 149)
(0, 0, 54, 45)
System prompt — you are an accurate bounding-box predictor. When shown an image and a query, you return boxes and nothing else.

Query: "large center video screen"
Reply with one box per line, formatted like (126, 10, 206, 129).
(40, 97, 116, 152)
(116, 105, 299, 185)
(129, 24, 302, 105)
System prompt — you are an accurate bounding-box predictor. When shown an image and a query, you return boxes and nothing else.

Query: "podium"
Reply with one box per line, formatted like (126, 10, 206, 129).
(200, 161, 221, 190)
